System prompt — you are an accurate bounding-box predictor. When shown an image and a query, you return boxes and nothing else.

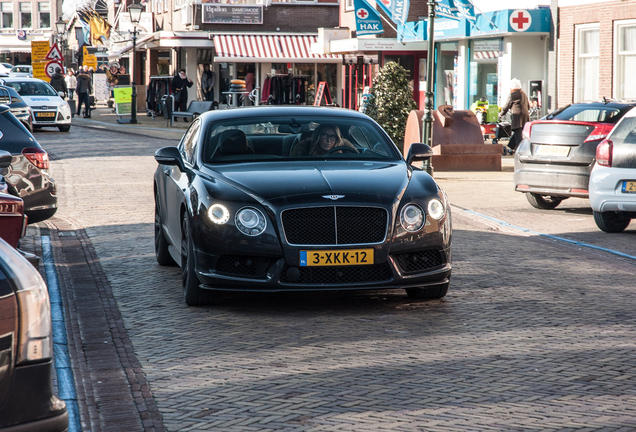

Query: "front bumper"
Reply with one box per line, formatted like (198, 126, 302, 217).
(32, 107, 72, 126)
(194, 246, 452, 292)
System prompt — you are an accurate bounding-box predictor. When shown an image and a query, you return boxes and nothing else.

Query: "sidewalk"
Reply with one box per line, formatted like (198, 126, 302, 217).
(71, 104, 189, 140)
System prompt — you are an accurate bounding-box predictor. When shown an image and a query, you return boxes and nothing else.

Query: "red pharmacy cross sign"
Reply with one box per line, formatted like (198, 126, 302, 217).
(357, 8, 368, 19)
(510, 10, 532, 32)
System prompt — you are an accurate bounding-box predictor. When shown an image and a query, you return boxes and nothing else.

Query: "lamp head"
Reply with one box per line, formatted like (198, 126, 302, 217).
(128, 3, 143, 25)
(55, 17, 66, 35)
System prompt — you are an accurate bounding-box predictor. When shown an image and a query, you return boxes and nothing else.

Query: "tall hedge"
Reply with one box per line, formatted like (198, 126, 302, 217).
(365, 62, 418, 148)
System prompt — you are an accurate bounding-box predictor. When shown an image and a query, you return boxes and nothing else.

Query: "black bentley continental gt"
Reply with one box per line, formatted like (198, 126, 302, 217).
(154, 106, 452, 305)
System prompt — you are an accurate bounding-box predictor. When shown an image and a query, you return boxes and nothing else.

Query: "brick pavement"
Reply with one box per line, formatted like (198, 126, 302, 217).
(28, 124, 636, 431)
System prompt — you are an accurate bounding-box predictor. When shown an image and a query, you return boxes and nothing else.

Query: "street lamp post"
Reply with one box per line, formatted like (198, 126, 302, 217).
(55, 17, 67, 68)
(422, 0, 436, 148)
(127, 3, 143, 124)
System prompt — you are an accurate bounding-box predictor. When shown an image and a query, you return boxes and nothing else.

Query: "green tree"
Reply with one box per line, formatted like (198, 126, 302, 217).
(365, 62, 417, 150)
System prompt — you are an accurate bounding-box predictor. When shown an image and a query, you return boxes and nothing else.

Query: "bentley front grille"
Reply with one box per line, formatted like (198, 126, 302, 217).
(281, 206, 388, 245)
(279, 262, 393, 285)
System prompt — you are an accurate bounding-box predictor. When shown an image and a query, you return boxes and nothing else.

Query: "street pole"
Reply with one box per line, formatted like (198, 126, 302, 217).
(130, 26, 138, 124)
(423, 0, 436, 148)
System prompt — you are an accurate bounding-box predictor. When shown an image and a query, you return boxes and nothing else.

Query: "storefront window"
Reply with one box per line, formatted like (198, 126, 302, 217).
(575, 24, 599, 102)
(1, 3, 13, 29)
(615, 21, 636, 99)
(435, 42, 458, 108)
(294, 63, 315, 104)
(38, 2, 49, 28)
(19, 2, 31, 28)
(316, 63, 338, 105)
(469, 39, 501, 107)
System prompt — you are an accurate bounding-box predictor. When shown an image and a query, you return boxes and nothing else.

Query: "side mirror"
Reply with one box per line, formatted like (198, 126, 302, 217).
(154, 146, 187, 172)
(58, 91, 65, 98)
(406, 143, 434, 165)
(0, 150, 12, 169)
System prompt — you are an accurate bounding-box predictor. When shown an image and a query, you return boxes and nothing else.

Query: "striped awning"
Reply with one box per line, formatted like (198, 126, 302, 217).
(473, 51, 502, 60)
(213, 34, 340, 63)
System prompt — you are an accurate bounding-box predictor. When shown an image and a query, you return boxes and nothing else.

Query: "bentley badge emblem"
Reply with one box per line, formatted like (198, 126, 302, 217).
(323, 195, 345, 200)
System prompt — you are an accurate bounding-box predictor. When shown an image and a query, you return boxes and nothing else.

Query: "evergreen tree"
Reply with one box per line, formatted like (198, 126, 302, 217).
(365, 62, 417, 150)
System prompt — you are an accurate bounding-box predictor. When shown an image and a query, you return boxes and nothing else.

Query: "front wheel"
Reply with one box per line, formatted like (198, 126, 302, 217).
(406, 281, 449, 300)
(154, 192, 175, 266)
(58, 125, 71, 132)
(593, 211, 631, 233)
(526, 193, 563, 210)
(181, 214, 203, 306)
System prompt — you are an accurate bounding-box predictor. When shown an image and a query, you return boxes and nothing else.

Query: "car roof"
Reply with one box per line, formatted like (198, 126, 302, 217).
(568, 101, 636, 109)
(198, 105, 375, 123)
(0, 77, 49, 84)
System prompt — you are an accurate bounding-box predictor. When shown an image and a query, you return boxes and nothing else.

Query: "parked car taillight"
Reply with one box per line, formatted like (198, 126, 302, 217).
(584, 123, 614, 142)
(22, 147, 49, 170)
(596, 139, 613, 167)
(522, 121, 534, 141)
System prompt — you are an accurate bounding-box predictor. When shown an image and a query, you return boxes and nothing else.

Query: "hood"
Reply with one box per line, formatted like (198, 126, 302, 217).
(205, 161, 410, 205)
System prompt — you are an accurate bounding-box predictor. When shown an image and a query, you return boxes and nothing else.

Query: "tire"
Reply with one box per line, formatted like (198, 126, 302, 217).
(406, 281, 449, 300)
(181, 213, 207, 306)
(58, 125, 71, 132)
(526, 193, 563, 210)
(593, 210, 631, 233)
(154, 192, 175, 266)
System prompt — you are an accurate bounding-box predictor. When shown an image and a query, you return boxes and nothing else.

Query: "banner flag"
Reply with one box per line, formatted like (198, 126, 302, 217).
(354, 0, 384, 36)
(375, 0, 409, 26)
(434, 0, 476, 22)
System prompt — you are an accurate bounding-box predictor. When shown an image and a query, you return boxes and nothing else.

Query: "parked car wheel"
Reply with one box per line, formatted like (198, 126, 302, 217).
(154, 193, 175, 266)
(593, 210, 631, 233)
(58, 125, 70, 132)
(526, 193, 563, 210)
(406, 281, 449, 300)
(181, 213, 203, 306)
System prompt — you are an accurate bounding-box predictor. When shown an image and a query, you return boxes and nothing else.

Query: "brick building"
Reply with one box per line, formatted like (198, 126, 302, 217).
(557, 0, 636, 107)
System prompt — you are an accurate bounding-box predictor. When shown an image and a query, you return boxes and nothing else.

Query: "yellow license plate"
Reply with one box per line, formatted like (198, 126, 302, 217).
(36, 112, 55, 117)
(300, 249, 374, 266)
(535, 145, 570, 157)
(622, 181, 636, 193)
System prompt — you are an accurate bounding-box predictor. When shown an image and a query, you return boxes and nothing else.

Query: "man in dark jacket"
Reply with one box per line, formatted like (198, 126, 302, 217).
(171, 68, 193, 121)
(50, 68, 67, 98)
(76, 70, 93, 118)
(500, 78, 530, 154)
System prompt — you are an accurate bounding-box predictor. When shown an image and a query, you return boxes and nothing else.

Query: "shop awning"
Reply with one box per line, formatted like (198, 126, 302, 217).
(212, 34, 341, 63)
(108, 34, 156, 60)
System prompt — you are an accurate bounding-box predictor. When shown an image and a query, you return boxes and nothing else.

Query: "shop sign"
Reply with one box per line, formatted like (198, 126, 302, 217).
(202, 5, 263, 24)
(114, 86, 132, 116)
(473, 40, 501, 52)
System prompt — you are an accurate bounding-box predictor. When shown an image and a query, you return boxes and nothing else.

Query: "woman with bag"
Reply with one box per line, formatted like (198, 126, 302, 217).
(500, 78, 530, 155)
(171, 68, 193, 121)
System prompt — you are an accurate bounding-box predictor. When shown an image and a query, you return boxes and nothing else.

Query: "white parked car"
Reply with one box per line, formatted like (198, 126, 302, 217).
(589, 106, 636, 233)
(0, 77, 72, 132)
(8, 65, 32, 78)
(0, 63, 13, 74)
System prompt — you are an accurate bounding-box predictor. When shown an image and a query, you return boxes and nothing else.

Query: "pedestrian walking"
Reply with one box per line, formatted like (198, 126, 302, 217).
(65, 69, 76, 101)
(49, 67, 67, 98)
(500, 78, 530, 154)
(201, 64, 215, 102)
(171, 68, 193, 121)
(76, 69, 93, 118)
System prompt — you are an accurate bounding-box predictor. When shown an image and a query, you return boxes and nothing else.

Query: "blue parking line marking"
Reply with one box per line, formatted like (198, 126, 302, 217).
(42, 236, 82, 432)
(455, 206, 636, 262)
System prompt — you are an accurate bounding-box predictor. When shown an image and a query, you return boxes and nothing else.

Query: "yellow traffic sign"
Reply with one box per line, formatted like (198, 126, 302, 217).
(31, 41, 50, 62)
(32, 61, 49, 82)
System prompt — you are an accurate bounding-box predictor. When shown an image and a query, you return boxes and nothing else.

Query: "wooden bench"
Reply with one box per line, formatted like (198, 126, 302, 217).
(171, 100, 215, 126)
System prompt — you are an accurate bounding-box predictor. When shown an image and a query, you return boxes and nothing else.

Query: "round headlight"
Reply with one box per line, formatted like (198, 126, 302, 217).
(208, 203, 229, 224)
(400, 204, 424, 232)
(235, 207, 266, 236)
(427, 198, 445, 220)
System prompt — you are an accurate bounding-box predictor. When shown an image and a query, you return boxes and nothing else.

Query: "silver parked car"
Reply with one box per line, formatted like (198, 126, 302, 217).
(514, 101, 636, 209)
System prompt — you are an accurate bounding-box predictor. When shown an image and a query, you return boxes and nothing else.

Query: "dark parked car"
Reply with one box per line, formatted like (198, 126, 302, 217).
(0, 106, 57, 223)
(0, 237, 69, 431)
(514, 100, 636, 209)
(0, 151, 27, 248)
(154, 106, 452, 305)
(0, 85, 32, 132)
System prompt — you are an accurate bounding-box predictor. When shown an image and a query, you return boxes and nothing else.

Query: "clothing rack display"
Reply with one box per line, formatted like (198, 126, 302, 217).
(146, 76, 173, 115)
(260, 74, 308, 105)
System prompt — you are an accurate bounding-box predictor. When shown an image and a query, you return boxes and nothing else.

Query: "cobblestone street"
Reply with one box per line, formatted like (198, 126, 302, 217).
(31, 123, 636, 431)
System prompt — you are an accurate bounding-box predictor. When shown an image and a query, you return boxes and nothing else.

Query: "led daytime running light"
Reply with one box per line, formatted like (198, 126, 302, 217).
(208, 204, 230, 224)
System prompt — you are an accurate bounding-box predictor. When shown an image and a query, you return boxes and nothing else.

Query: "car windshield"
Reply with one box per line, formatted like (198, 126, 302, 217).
(11, 67, 30, 73)
(610, 116, 636, 145)
(200, 116, 400, 164)
(4, 81, 57, 97)
(545, 104, 632, 123)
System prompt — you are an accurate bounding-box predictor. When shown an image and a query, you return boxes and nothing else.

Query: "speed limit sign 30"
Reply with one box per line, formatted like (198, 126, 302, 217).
(45, 60, 63, 78)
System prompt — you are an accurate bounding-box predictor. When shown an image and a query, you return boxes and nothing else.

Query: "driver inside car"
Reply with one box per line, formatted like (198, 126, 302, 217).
(290, 124, 358, 156)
